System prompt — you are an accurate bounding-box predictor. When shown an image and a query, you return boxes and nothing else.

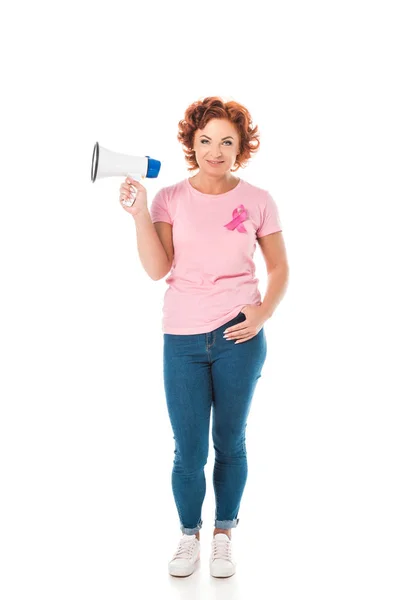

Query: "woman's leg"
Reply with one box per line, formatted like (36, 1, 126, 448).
(209, 312, 267, 532)
(163, 333, 213, 535)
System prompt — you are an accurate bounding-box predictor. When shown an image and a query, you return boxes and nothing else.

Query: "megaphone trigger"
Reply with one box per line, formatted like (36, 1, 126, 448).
(130, 186, 137, 205)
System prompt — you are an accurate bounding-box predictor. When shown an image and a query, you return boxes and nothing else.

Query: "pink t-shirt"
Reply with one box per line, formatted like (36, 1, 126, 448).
(150, 177, 283, 334)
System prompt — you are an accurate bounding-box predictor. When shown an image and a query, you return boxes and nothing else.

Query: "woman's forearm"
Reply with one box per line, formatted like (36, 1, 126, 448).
(133, 211, 170, 281)
(259, 265, 289, 320)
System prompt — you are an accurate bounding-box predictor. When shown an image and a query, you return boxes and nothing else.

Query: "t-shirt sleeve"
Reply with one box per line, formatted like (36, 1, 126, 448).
(256, 191, 283, 238)
(150, 187, 173, 225)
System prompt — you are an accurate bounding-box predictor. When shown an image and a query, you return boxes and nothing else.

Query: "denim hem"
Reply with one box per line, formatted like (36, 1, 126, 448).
(214, 518, 240, 528)
(180, 519, 203, 535)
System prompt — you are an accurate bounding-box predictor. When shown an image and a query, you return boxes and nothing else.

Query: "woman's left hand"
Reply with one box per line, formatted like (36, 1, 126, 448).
(223, 305, 267, 344)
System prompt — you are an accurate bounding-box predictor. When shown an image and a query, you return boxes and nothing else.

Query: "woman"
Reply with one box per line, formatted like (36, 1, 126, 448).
(119, 96, 289, 578)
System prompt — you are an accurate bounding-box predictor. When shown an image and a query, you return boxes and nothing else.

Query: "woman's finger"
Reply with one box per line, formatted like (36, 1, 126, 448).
(234, 337, 252, 344)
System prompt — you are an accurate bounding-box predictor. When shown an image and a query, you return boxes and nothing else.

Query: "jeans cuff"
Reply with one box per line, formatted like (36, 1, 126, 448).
(180, 519, 203, 535)
(214, 518, 240, 529)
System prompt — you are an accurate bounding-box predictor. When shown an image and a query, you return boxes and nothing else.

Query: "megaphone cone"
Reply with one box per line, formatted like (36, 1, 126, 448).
(91, 142, 161, 182)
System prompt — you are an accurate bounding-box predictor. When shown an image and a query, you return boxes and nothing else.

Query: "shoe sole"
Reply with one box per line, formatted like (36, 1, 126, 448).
(210, 563, 236, 578)
(210, 571, 235, 578)
(168, 556, 200, 577)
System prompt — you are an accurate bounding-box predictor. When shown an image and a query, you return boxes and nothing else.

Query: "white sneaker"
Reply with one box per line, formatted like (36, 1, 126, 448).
(210, 533, 236, 578)
(168, 533, 201, 577)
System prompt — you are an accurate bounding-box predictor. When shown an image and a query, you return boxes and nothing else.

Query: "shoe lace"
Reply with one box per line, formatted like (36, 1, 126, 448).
(212, 537, 232, 561)
(173, 536, 197, 560)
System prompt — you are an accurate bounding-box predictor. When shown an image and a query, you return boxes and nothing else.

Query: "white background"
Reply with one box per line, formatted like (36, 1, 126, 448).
(1, 1, 399, 598)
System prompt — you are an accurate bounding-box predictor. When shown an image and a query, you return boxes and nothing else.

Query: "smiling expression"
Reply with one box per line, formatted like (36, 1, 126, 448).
(192, 118, 241, 173)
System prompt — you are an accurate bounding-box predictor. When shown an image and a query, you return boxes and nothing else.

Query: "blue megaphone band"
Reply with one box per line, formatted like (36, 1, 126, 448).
(146, 156, 161, 178)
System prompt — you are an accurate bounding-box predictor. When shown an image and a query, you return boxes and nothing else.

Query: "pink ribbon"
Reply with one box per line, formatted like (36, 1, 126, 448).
(224, 204, 249, 233)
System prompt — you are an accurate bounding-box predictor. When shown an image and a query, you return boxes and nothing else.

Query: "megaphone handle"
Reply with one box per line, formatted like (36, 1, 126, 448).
(122, 173, 142, 207)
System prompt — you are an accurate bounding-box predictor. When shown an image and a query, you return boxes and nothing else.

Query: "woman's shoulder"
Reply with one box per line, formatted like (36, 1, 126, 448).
(154, 179, 186, 198)
(240, 178, 271, 196)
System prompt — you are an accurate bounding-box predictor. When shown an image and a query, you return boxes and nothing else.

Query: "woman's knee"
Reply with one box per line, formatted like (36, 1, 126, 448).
(172, 443, 209, 472)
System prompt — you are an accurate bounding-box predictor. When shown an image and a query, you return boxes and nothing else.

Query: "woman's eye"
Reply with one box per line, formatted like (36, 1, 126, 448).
(200, 140, 232, 145)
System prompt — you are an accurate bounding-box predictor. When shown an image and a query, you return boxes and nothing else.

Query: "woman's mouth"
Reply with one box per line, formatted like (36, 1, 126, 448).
(207, 160, 224, 166)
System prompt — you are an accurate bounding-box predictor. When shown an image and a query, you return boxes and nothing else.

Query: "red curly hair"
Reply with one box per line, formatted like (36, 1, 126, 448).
(177, 96, 261, 173)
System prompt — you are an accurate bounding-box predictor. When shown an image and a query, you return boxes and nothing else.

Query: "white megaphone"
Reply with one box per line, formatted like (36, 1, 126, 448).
(91, 142, 162, 206)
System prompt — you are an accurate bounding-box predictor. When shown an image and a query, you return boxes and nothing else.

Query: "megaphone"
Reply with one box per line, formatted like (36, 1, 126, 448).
(91, 142, 161, 206)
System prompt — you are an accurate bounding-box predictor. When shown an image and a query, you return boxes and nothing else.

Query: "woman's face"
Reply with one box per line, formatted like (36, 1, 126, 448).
(192, 118, 240, 174)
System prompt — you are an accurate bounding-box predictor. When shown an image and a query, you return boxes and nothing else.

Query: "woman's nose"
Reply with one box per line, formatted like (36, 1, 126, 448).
(210, 148, 222, 158)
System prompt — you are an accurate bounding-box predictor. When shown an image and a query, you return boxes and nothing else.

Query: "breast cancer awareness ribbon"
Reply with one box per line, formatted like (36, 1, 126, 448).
(223, 204, 249, 233)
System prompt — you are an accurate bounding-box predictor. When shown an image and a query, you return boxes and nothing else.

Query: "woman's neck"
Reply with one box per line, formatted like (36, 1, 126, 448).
(189, 173, 240, 195)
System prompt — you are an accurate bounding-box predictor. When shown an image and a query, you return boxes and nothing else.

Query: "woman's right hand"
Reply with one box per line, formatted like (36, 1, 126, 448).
(119, 177, 148, 217)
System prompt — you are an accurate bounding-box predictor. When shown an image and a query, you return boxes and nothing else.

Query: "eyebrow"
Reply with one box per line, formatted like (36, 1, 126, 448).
(200, 135, 234, 140)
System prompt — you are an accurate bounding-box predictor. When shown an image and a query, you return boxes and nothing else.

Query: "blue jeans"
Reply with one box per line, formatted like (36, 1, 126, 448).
(163, 310, 267, 535)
